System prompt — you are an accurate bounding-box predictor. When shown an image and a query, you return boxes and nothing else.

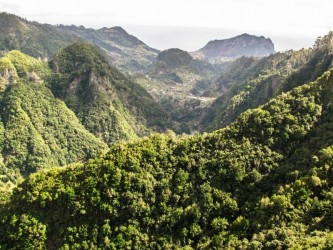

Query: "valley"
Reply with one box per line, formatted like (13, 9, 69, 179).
(0, 10, 332, 249)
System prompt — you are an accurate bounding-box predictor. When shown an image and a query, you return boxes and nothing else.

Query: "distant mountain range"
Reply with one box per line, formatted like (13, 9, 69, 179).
(0, 12, 159, 73)
(192, 33, 275, 63)
(0, 12, 277, 74)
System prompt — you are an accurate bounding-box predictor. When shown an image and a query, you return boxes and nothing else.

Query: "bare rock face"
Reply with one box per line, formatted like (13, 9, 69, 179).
(193, 33, 275, 62)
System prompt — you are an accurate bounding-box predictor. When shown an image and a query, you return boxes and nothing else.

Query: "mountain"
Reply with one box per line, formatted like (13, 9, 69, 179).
(1, 12, 333, 249)
(200, 31, 333, 132)
(49, 43, 170, 145)
(0, 44, 171, 202)
(2, 68, 333, 248)
(193, 33, 275, 63)
(0, 50, 107, 188)
(0, 12, 158, 73)
(155, 48, 194, 69)
(53, 25, 159, 72)
(0, 13, 75, 58)
(152, 48, 220, 77)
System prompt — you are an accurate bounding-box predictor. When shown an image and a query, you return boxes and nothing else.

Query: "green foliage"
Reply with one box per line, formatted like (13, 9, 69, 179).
(1, 69, 333, 248)
(7, 214, 47, 249)
(0, 18, 333, 249)
(1, 82, 107, 176)
(50, 43, 170, 145)
(0, 50, 52, 95)
(0, 50, 107, 197)
(3, 50, 51, 79)
(0, 46, 171, 206)
(203, 32, 333, 132)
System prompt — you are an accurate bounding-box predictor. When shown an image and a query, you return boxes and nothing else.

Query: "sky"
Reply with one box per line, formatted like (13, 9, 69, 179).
(0, 0, 332, 52)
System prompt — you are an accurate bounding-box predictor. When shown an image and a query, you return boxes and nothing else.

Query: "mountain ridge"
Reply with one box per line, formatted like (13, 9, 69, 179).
(0, 12, 159, 73)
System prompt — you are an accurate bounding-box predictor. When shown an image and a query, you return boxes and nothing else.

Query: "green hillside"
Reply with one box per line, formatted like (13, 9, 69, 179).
(0, 13, 74, 59)
(1, 11, 333, 250)
(1, 68, 333, 249)
(50, 43, 169, 145)
(0, 50, 107, 203)
(0, 46, 169, 205)
(202, 32, 333, 132)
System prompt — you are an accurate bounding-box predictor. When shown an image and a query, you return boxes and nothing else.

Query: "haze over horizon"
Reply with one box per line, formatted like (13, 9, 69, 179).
(0, 0, 332, 52)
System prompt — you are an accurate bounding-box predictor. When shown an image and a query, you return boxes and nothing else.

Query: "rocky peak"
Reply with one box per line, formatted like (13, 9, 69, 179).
(194, 33, 275, 62)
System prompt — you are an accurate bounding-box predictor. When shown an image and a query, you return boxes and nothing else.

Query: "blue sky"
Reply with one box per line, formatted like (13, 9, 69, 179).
(0, 0, 332, 51)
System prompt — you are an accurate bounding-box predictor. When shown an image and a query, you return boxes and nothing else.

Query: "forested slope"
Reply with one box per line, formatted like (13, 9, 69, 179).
(50, 43, 169, 146)
(202, 32, 333, 132)
(0, 50, 107, 203)
(1, 68, 333, 249)
(0, 45, 169, 204)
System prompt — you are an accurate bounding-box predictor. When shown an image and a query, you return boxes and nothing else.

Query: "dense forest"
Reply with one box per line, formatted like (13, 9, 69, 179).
(200, 32, 333, 132)
(49, 43, 169, 145)
(0, 44, 169, 203)
(0, 11, 332, 250)
(1, 67, 333, 248)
